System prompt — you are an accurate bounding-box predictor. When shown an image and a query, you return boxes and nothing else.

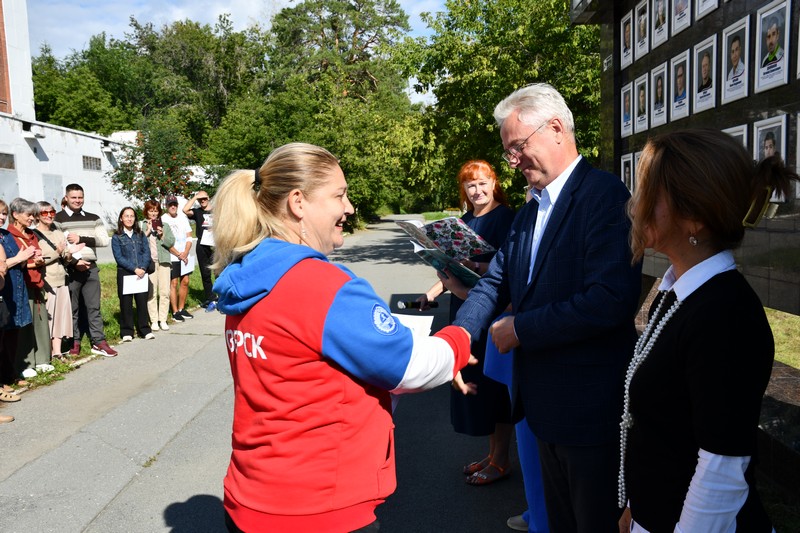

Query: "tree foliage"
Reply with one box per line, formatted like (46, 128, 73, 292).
(405, 0, 601, 207)
(108, 113, 196, 202)
(33, 0, 601, 216)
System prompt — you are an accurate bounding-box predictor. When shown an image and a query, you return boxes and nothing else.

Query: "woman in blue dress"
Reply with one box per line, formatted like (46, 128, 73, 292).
(417, 160, 516, 485)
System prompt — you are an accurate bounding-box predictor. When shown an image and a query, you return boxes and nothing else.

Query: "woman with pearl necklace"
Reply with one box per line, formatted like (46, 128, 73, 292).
(618, 129, 796, 533)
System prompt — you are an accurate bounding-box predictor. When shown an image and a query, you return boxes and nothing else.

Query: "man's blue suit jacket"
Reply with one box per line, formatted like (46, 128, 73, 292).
(454, 158, 642, 447)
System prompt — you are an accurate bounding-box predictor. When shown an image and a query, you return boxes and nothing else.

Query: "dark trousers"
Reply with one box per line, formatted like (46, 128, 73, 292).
(116, 270, 152, 337)
(68, 264, 105, 344)
(537, 437, 622, 533)
(195, 244, 215, 301)
(0, 328, 19, 384)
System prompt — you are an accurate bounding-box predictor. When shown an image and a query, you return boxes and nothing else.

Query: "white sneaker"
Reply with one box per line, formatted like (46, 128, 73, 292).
(22, 368, 37, 379)
(159, 322, 170, 331)
(35, 364, 55, 373)
(121, 335, 133, 343)
(145, 333, 155, 340)
(151, 322, 160, 331)
(506, 514, 528, 532)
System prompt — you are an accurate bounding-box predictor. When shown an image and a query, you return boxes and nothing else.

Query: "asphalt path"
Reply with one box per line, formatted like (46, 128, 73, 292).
(0, 216, 526, 532)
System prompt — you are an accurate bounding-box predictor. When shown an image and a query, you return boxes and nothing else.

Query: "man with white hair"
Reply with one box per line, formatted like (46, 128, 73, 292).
(452, 84, 642, 532)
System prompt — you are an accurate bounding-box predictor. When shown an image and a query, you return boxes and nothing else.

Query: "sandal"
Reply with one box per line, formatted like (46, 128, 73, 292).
(0, 390, 20, 403)
(466, 462, 511, 486)
(463, 456, 491, 476)
(1, 384, 13, 393)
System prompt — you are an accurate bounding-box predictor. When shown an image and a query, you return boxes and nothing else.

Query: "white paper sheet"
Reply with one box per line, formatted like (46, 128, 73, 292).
(122, 274, 149, 295)
(180, 254, 195, 275)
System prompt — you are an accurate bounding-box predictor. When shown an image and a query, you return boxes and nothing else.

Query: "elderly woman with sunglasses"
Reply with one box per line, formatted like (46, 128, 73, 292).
(33, 201, 76, 360)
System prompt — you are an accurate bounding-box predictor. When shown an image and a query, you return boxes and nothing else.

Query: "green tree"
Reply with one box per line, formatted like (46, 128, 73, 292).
(74, 33, 156, 122)
(405, 0, 601, 207)
(254, 0, 422, 223)
(49, 65, 130, 134)
(31, 44, 64, 123)
(126, 15, 267, 146)
(267, 0, 410, 100)
(107, 112, 196, 202)
(204, 93, 274, 169)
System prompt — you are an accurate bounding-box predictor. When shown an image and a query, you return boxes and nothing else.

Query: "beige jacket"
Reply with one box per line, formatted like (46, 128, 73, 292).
(35, 225, 71, 290)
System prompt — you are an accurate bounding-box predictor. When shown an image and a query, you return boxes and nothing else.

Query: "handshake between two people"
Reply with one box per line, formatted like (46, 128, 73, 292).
(451, 316, 518, 398)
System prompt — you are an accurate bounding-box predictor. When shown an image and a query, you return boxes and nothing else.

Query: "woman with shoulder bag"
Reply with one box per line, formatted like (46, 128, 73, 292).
(7, 198, 50, 376)
(142, 200, 175, 331)
(0, 241, 14, 422)
(0, 199, 32, 396)
(0, 237, 17, 414)
(111, 207, 154, 342)
(33, 201, 75, 360)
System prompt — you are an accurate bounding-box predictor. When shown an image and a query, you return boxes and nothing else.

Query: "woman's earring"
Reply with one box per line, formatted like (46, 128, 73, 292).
(689, 235, 698, 246)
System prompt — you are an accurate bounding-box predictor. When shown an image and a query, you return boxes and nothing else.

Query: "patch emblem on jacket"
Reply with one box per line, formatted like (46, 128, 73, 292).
(372, 304, 398, 335)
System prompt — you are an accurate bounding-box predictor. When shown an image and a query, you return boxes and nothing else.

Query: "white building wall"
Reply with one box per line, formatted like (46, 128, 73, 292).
(0, 117, 133, 228)
(0, 1, 205, 229)
(0, 0, 140, 229)
(3, 0, 34, 120)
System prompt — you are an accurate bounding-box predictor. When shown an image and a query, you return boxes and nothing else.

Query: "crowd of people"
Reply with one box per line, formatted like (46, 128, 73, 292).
(0, 185, 216, 425)
(0, 83, 793, 533)
(213, 84, 791, 533)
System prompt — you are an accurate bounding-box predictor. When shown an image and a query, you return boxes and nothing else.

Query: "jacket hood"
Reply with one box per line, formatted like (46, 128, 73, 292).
(213, 238, 327, 315)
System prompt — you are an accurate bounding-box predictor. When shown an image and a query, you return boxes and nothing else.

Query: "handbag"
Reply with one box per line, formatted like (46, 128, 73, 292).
(31, 228, 67, 267)
(0, 296, 10, 328)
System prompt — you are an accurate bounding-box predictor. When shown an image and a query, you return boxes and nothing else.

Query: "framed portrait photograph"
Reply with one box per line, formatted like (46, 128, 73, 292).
(621, 153, 634, 192)
(621, 11, 634, 70)
(672, 0, 691, 36)
(652, 0, 669, 49)
(722, 124, 747, 149)
(634, 74, 649, 133)
(753, 115, 786, 162)
(696, 0, 718, 20)
(621, 82, 633, 138)
(722, 17, 749, 104)
(755, 0, 790, 93)
(651, 62, 668, 127)
(635, 0, 650, 60)
(670, 50, 690, 121)
(693, 35, 717, 113)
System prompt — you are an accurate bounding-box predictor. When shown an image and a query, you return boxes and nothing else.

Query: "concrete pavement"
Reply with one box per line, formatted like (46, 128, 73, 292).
(0, 216, 527, 532)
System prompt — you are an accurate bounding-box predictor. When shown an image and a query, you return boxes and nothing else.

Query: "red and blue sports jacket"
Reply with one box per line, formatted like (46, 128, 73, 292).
(214, 239, 470, 532)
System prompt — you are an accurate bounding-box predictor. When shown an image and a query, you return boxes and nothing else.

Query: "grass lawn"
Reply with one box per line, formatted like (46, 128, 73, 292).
(70, 263, 207, 355)
(766, 307, 800, 369)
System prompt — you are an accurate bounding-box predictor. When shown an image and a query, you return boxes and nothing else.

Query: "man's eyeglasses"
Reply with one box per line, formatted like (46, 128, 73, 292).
(39, 210, 56, 216)
(502, 118, 552, 164)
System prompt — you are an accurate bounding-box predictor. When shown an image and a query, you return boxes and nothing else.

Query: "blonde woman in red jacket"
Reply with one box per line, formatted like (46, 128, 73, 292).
(213, 143, 474, 533)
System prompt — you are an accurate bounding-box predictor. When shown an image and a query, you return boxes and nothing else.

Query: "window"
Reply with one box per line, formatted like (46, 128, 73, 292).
(0, 153, 14, 170)
(82, 155, 102, 171)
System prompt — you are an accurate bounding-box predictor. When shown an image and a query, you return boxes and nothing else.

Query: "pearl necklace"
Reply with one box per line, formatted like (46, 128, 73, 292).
(617, 291, 682, 508)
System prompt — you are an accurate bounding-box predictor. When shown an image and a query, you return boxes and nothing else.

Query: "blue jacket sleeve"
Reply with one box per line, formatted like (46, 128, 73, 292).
(112, 234, 139, 272)
(320, 276, 416, 390)
(136, 233, 151, 269)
